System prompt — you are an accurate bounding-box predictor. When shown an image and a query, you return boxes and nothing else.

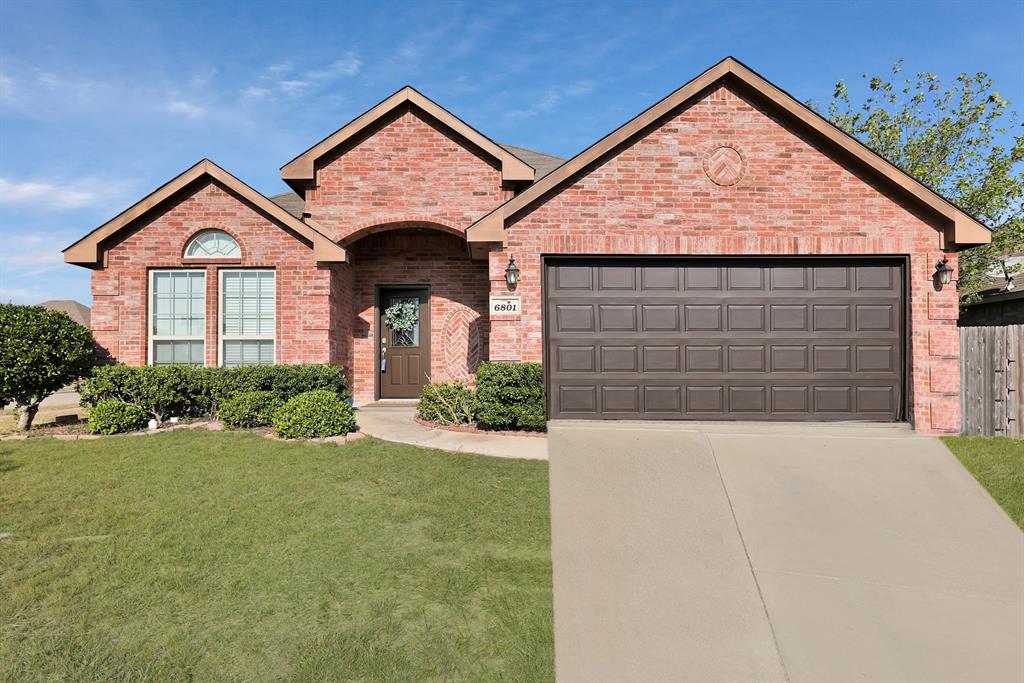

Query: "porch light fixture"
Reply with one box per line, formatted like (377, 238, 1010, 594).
(934, 257, 954, 286)
(505, 255, 520, 289)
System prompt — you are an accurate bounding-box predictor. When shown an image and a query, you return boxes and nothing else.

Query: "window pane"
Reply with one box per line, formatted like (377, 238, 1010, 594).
(152, 271, 205, 337)
(153, 341, 204, 366)
(222, 271, 275, 338)
(223, 340, 273, 368)
(185, 230, 240, 258)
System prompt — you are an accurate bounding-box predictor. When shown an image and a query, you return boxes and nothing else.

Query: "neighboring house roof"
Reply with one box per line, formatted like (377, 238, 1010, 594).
(269, 143, 565, 219)
(64, 159, 347, 266)
(967, 272, 1024, 305)
(280, 86, 537, 190)
(37, 299, 90, 326)
(466, 56, 991, 249)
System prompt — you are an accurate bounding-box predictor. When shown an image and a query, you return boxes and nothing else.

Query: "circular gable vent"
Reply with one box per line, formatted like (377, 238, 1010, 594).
(703, 145, 745, 186)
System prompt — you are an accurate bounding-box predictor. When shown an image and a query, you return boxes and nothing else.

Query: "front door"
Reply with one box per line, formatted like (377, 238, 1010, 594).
(379, 287, 430, 398)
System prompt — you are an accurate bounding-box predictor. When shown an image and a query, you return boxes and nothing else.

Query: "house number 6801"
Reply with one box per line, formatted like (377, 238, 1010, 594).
(489, 296, 521, 316)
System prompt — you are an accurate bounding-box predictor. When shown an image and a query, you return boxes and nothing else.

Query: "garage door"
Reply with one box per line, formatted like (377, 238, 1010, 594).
(545, 258, 904, 421)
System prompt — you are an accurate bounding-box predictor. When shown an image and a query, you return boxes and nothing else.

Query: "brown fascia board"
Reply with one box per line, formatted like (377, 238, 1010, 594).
(280, 86, 535, 188)
(466, 57, 991, 249)
(63, 159, 346, 266)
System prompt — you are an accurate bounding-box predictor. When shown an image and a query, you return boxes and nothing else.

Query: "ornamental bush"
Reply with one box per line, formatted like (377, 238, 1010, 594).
(474, 362, 546, 431)
(218, 390, 284, 429)
(81, 364, 350, 424)
(272, 390, 357, 439)
(0, 304, 96, 430)
(207, 364, 350, 408)
(87, 399, 149, 435)
(416, 381, 476, 426)
(80, 364, 210, 423)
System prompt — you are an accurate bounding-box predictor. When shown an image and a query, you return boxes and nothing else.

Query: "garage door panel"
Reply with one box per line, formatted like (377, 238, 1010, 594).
(547, 258, 904, 421)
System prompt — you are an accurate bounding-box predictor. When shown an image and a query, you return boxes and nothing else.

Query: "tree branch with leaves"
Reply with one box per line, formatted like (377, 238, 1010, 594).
(817, 60, 1023, 305)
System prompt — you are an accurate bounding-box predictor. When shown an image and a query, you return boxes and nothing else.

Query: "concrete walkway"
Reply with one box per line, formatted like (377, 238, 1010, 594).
(355, 405, 547, 460)
(548, 421, 1024, 683)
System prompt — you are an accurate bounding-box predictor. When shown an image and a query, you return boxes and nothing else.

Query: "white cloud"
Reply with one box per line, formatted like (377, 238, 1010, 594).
(277, 80, 309, 96)
(306, 53, 362, 80)
(241, 86, 271, 99)
(0, 177, 135, 211)
(504, 80, 597, 121)
(0, 288, 36, 303)
(164, 99, 205, 119)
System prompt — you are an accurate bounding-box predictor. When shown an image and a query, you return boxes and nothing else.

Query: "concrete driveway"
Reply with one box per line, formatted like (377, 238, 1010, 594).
(548, 421, 1023, 683)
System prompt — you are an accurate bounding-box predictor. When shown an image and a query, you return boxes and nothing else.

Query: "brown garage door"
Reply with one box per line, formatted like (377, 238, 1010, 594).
(545, 258, 904, 421)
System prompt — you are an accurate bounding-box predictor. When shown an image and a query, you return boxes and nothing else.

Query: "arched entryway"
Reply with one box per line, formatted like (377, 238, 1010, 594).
(335, 224, 490, 404)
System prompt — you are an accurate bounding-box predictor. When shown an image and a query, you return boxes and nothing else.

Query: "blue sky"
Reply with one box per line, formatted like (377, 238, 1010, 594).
(1, 0, 1022, 306)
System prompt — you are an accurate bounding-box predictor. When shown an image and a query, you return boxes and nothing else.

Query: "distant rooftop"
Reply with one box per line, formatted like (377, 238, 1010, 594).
(37, 299, 91, 326)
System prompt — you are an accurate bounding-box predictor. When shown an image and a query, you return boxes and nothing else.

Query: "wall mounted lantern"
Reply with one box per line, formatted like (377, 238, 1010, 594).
(505, 255, 520, 289)
(934, 257, 954, 286)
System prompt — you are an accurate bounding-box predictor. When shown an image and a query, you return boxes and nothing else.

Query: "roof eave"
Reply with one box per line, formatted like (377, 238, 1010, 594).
(467, 56, 991, 248)
(280, 86, 535, 187)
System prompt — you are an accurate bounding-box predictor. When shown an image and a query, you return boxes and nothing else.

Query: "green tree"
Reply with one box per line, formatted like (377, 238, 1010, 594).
(0, 304, 96, 430)
(820, 60, 1023, 305)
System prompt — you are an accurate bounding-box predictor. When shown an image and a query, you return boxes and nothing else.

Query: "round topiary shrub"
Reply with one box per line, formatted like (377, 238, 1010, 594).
(218, 390, 284, 429)
(88, 399, 149, 435)
(272, 390, 357, 439)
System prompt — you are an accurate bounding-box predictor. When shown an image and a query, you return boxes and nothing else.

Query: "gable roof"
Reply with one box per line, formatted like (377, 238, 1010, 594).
(64, 160, 347, 267)
(466, 57, 991, 249)
(280, 86, 536, 190)
(269, 142, 565, 220)
(37, 300, 90, 326)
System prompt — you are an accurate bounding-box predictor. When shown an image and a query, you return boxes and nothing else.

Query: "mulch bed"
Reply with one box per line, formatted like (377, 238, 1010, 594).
(413, 415, 546, 438)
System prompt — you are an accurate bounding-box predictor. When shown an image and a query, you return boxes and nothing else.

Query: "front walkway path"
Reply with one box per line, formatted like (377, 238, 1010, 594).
(355, 406, 548, 460)
(548, 420, 1024, 683)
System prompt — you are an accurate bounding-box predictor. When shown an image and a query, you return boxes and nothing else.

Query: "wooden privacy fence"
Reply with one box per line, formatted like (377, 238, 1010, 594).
(960, 325, 1024, 436)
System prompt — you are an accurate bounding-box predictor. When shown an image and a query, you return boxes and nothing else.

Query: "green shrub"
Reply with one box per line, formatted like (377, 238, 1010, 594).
(0, 303, 96, 430)
(218, 391, 284, 429)
(417, 382, 476, 426)
(87, 399, 149, 435)
(81, 364, 350, 423)
(80, 365, 210, 423)
(208, 365, 349, 407)
(272, 390, 357, 439)
(474, 362, 545, 431)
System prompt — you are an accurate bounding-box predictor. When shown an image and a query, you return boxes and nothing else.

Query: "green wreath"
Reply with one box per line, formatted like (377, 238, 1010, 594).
(384, 300, 419, 333)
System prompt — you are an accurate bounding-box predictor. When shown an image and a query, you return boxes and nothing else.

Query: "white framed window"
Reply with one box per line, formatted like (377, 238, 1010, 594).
(149, 269, 206, 366)
(219, 269, 276, 367)
(185, 230, 240, 258)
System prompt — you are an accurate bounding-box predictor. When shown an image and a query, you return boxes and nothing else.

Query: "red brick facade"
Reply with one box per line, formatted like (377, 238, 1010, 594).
(92, 180, 335, 367)
(488, 84, 960, 433)
(86, 75, 968, 433)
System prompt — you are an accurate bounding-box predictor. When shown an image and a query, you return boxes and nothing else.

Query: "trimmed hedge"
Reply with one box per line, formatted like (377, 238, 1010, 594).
(218, 391, 284, 429)
(417, 382, 476, 426)
(272, 390, 357, 439)
(81, 364, 349, 423)
(474, 362, 545, 431)
(88, 399, 149, 435)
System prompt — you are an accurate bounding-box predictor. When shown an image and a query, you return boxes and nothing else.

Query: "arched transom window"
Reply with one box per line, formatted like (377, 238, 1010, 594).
(185, 230, 240, 258)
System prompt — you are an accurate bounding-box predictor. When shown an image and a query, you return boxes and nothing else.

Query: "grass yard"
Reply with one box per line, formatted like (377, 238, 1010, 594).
(942, 436, 1024, 530)
(0, 431, 554, 681)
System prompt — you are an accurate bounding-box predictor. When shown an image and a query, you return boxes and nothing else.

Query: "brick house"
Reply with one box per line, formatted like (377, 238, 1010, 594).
(64, 58, 990, 433)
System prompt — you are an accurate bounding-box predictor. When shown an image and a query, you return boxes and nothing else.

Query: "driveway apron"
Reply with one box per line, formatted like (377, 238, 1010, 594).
(548, 421, 1024, 683)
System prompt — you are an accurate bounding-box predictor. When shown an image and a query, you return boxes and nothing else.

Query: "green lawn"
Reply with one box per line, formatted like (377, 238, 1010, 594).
(0, 431, 554, 681)
(943, 436, 1024, 530)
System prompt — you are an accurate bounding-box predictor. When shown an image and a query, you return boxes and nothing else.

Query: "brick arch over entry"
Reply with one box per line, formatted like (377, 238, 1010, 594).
(339, 218, 467, 248)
